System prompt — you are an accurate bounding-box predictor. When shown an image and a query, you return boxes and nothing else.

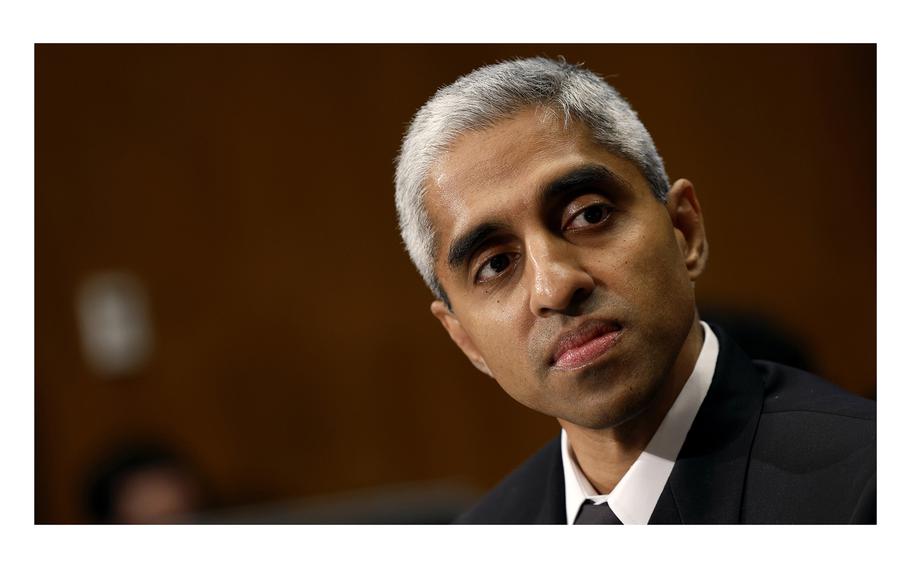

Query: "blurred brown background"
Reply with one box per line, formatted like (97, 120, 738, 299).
(35, 44, 875, 523)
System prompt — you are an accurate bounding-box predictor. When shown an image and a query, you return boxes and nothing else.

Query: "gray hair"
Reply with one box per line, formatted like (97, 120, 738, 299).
(394, 56, 670, 305)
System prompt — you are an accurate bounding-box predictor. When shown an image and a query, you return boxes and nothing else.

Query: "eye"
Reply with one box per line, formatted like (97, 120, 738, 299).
(564, 203, 613, 231)
(475, 252, 515, 284)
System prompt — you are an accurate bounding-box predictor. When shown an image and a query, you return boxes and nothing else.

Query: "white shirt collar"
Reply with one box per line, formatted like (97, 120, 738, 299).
(561, 321, 719, 524)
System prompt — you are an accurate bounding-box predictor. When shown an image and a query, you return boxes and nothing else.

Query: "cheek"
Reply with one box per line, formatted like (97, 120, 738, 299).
(462, 312, 541, 394)
(474, 321, 525, 370)
(471, 286, 535, 345)
(469, 312, 518, 361)
(601, 224, 692, 307)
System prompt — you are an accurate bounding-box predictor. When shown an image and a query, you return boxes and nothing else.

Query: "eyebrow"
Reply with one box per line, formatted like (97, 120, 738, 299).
(444, 163, 632, 273)
(447, 221, 508, 272)
(539, 163, 632, 205)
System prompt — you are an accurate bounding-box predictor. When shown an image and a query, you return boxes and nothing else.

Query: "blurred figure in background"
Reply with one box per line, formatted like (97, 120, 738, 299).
(700, 308, 816, 374)
(83, 442, 209, 524)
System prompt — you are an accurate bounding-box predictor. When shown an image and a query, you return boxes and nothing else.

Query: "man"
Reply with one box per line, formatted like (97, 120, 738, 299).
(394, 57, 875, 524)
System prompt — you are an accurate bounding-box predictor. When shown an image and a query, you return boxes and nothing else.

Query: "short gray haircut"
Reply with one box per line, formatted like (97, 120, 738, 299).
(394, 56, 670, 305)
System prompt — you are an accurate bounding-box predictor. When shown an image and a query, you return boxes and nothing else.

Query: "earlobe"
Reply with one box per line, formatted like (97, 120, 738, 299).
(666, 179, 709, 280)
(430, 300, 494, 377)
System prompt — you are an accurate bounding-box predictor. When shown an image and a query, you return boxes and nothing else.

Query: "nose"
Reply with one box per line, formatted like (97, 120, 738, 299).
(526, 236, 595, 317)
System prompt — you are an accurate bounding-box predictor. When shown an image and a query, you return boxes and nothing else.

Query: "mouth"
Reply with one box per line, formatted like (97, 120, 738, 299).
(550, 320, 623, 371)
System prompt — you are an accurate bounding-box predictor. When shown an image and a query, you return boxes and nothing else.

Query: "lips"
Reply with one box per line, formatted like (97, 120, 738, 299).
(551, 320, 622, 370)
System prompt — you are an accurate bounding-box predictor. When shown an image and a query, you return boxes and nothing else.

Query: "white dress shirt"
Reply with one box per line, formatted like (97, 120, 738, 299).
(561, 321, 719, 525)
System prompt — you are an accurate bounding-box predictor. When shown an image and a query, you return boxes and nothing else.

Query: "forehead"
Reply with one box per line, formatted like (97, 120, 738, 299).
(430, 106, 580, 193)
(425, 106, 643, 260)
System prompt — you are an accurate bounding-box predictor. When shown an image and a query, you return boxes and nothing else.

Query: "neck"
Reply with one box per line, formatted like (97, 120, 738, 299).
(559, 318, 705, 494)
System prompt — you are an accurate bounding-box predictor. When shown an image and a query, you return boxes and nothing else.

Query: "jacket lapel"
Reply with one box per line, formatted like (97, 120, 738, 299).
(535, 440, 568, 524)
(663, 324, 765, 524)
(649, 480, 683, 524)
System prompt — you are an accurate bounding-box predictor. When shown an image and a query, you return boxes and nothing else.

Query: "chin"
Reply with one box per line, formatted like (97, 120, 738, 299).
(561, 371, 668, 430)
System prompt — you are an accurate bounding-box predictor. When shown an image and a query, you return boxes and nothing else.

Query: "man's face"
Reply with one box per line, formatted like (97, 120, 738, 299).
(425, 106, 706, 430)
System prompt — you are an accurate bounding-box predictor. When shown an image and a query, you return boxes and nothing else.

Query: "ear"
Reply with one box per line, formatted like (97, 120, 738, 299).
(430, 300, 493, 377)
(665, 178, 709, 280)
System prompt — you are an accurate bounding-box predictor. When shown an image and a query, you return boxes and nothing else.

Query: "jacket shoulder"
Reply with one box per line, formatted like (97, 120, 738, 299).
(751, 360, 875, 466)
(455, 436, 563, 524)
(754, 360, 875, 420)
(744, 361, 876, 523)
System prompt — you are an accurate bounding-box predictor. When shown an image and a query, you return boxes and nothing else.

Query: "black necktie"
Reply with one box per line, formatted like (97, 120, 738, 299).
(574, 499, 623, 524)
